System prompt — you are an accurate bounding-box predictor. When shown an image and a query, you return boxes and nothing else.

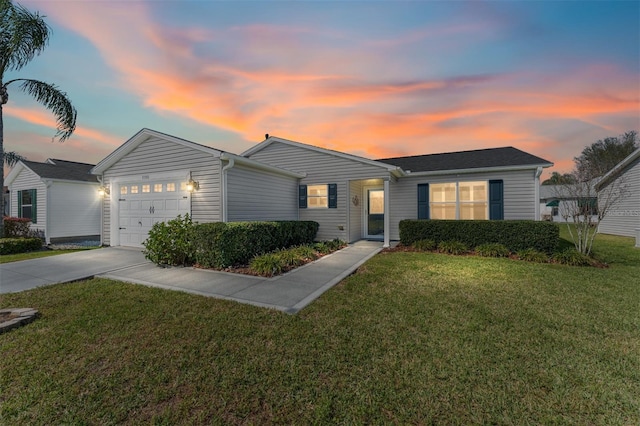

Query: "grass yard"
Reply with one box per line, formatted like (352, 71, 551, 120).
(0, 249, 90, 264)
(1, 233, 639, 424)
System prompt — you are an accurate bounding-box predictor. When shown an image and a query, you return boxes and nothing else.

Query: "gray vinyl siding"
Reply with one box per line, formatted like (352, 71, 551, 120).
(598, 157, 640, 237)
(226, 164, 298, 222)
(101, 136, 222, 245)
(9, 167, 46, 235)
(388, 169, 538, 240)
(349, 180, 363, 242)
(247, 141, 391, 241)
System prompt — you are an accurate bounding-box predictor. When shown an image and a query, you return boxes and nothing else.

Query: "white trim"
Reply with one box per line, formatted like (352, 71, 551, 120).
(363, 185, 385, 240)
(534, 167, 543, 221)
(402, 163, 553, 177)
(242, 136, 403, 174)
(383, 180, 390, 248)
(91, 128, 223, 175)
(595, 148, 640, 191)
(220, 152, 306, 178)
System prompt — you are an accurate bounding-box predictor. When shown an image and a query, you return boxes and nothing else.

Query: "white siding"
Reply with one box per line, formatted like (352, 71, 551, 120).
(8, 167, 46, 235)
(226, 164, 298, 222)
(247, 141, 391, 241)
(101, 136, 222, 245)
(349, 180, 363, 242)
(388, 169, 538, 240)
(598, 157, 640, 237)
(48, 182, 101, 239)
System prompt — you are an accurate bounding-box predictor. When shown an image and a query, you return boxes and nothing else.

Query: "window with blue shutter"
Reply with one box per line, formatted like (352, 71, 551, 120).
(299, 185, 307, 208)
(489, 180, 504, 220)
(417, 184, 429, 219)
(328, 183, 337, 209)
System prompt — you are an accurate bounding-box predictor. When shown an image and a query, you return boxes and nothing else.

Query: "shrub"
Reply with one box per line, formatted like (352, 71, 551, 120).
(516, 248, 549, 263)
(3, 217, 31, 238)
(437, 240, 468, 255)
(399, 220, 558, 253)
(249, 253, 284, 277)
(412, 239, 436, 251)
(290, 245, 319, 262)
(475, 243, 510, 258)
(193, 221, 319, 268)
(0, 237, 42, 255)
(142, 214, 195, 266)
(552, 248, 593, 266)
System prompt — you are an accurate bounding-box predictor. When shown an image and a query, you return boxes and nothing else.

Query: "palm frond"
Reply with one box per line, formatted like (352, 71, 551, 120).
(6, 78, 77, 141)
(0, 0, 50, 76)
(1, 149, 24, 166)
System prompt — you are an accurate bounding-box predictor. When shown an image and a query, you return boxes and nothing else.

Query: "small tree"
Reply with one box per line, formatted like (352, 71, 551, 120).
(555, 132, 635, 255)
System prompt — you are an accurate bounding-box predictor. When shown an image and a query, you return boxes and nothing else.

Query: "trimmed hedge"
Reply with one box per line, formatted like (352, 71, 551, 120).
(193, 221, 319, 268)
(3, 217, 32, 238)
(399, 220, 559, 253)
(0, 237, 43, 255)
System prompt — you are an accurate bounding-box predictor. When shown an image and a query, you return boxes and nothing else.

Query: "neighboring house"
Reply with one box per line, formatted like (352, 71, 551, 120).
(539, 183, 598, 223)
(5, 159, 101, 244)
(595, 148, 640, 243)
(92, 128, 553, 248)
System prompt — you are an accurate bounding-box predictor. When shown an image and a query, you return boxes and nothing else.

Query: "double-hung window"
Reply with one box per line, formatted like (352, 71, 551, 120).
(18, 189, 37, 223)
(428, 181, 489, 220)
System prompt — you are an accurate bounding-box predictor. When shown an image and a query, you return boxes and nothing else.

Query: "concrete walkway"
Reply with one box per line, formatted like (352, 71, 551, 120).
(1, 241, 383, 313)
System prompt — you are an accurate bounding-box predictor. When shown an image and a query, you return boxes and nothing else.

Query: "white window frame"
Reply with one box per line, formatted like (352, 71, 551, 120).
(430, 181, 489, 220)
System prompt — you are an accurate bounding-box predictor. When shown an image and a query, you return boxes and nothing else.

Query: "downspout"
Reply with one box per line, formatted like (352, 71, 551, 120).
(97, 175, 105, 246)
(534, 167, 543, 221)
(383, 178, 390, 248)
(44, 179, 53, 245)
(221, 158, 235, 222)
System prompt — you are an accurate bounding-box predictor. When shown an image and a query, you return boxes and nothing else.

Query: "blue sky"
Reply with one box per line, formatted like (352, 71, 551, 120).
(4, 0, 639, 175)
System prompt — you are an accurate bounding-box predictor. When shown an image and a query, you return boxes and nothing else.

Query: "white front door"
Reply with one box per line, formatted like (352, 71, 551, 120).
(364, 187, 384, 239)
(118, 180, 190, 248)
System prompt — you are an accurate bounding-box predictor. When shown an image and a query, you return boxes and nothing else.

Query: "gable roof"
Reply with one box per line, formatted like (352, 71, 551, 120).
(595, 148, 640, 191)
(6, 159, 99, 185)
(91, 128, 225, 175)
(241, 136, 404, 175)
(377, 147, 553, 174)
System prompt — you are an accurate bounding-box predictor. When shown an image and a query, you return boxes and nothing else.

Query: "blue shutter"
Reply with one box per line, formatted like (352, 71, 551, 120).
(417, 184, 429, 219)
(328, 183, 337, 208)
(299, 185, 307, 208)
(489, 180, 503, 220)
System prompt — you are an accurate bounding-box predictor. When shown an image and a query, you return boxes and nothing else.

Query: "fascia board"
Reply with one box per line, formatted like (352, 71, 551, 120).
(91, 128, 222, 175)
(400, 163, 554, 178)
(242, 136, 400, 173)
(220, 153, 307, 178)
(595, 148, 640, 191)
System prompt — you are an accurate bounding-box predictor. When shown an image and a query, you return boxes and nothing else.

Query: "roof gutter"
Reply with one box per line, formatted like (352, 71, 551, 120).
(221, 157, 235, 222)
(399, 163, 554, 178)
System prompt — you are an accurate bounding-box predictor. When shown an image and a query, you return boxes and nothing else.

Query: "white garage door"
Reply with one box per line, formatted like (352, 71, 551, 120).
(118, 180, 190, 247)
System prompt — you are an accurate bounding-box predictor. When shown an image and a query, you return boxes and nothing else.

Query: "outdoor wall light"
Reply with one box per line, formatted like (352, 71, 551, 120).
(98, 186, 110, 197)
(186, 179, 200, 192)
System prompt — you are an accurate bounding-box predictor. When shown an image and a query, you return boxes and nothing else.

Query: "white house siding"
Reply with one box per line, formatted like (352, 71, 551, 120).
(101, 136, 222, 245)
(598, 156, 640, 237)
(226, 164, 298, 222)
(388, 169, 538, 241)
(9, 167, 46, 235)
(48, 182, 101, 240)
(246, 141, 391, 241)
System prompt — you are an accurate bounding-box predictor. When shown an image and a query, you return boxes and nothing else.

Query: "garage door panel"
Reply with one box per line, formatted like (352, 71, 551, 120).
(118, 180, 190, 248)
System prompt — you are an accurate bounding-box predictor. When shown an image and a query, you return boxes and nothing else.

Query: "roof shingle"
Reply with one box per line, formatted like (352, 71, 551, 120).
(22, 159, 99, 183)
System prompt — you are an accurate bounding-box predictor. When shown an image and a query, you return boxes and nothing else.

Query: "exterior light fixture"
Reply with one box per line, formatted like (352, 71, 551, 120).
(98, 186, 110, 196)
(186, 179, 199, 192)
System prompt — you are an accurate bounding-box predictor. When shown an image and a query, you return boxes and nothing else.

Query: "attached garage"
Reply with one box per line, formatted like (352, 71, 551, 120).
(91, 129, 303, 248)
(116, 177, 191, 247)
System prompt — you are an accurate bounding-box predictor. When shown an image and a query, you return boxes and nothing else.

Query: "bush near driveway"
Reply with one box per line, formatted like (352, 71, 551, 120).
(0, 237, 42, 255)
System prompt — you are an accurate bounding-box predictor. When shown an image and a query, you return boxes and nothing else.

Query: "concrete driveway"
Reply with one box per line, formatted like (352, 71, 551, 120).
(0, 241, 383, 313)
(0, 247, 147, 294)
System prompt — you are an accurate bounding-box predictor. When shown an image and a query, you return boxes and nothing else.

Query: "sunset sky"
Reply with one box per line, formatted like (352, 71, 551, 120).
(4, 0, 639, 177)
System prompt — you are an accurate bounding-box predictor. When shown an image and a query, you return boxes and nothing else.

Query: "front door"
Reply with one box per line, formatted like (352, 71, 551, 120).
(365, 188, 384, 239)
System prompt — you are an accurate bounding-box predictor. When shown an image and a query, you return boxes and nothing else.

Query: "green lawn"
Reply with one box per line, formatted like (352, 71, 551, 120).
(1, 233, 638, 424)
(0, 249, 90, 264)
